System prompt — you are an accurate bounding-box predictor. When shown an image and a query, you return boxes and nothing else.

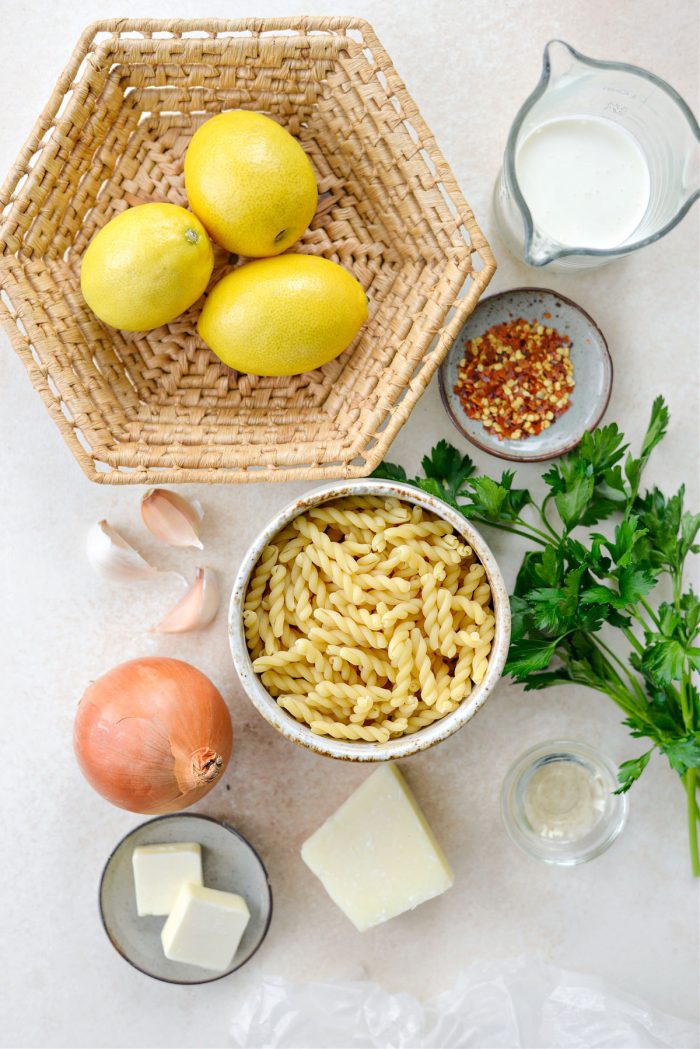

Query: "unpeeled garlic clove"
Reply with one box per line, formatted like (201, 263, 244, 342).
(87, 520, 163, 583)
(152, 567, 220, 634)
(141, 488, 204, 549)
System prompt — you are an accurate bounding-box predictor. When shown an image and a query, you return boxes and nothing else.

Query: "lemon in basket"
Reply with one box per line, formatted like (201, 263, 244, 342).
(80, 203, 214, 331)
(198, 255, 368, 376)
(184, 111, 318, 258)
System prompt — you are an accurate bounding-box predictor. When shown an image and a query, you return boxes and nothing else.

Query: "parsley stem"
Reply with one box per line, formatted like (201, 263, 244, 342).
(468, 517, 547, 547)
(536, 503, 560, 540)
(640, 598, 661, 630)
(629, 606, 657, 636)
(593, 635, 649, 709)
(673, 568, 683, 615)
(679, 666, 691, 733)
(622, 626, 645, 657)
(685, 769, 700, 877)
(513, 515, 553, 544)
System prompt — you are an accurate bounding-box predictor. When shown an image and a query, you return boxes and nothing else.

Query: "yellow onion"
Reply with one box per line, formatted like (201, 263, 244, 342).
(74, 657, 233, 814)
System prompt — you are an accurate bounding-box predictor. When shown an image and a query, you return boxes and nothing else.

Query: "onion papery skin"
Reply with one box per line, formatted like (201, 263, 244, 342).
(74, 657, 233, 814)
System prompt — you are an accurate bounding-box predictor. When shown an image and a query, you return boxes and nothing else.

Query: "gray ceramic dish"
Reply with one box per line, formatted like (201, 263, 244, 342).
(228, 479, 510, 762)
(438, 287, 612, 462)
(99, 814, 272, 985)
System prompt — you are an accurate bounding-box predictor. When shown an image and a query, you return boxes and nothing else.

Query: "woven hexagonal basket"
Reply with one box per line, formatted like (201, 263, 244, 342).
(0, 18, 495, 484)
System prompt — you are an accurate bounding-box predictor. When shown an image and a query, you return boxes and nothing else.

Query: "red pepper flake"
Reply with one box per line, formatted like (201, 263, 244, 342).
(454, 318, 575, 441)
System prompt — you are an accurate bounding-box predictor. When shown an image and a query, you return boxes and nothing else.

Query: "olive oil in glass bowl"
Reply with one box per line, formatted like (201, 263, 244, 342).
(501, 740, 628, 865)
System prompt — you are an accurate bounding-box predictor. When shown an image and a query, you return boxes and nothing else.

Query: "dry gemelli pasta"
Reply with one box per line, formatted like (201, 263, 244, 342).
(243, 497, 495, 742)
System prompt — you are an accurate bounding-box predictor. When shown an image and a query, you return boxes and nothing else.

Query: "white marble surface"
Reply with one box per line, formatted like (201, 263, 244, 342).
(1, 1, 698, 1046)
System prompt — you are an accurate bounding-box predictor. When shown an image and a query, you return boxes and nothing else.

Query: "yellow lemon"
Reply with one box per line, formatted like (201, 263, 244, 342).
(80, 203, 214, 331)
(184, 111, 318, 258)
(198, 255, 368, 376)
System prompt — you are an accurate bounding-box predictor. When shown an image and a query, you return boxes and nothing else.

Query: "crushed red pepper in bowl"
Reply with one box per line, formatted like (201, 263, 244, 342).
(454, 318, 575, 441)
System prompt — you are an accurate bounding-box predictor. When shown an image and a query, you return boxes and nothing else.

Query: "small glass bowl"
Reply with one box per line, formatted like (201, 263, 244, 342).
(501, 740, 628, 866)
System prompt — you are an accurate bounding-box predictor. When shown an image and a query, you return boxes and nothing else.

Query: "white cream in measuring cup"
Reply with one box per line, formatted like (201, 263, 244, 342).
(515, 115, 651, 250)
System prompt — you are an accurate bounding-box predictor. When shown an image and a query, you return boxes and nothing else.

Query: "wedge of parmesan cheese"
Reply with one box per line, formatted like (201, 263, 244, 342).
(301, 764, 453, 932)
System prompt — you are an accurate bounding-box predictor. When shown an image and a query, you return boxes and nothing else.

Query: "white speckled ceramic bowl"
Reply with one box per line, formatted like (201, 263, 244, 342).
(228, 480, 510, 761)
(438, 287, 613, 462)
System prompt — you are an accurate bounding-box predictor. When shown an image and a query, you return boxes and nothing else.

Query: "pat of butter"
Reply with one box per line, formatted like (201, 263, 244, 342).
(132, 842, 203, 916)
(161, 883, 250, 972)
(301, 764, 453, 932)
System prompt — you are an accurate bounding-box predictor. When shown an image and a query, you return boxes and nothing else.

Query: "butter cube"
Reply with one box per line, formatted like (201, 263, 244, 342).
(132, 842, 203, 916)
(301, 764, 453, 932)
(161, 883, 250, 972)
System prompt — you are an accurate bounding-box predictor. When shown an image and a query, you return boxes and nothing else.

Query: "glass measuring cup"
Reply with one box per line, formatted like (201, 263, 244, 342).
(494, 40, 700, 270)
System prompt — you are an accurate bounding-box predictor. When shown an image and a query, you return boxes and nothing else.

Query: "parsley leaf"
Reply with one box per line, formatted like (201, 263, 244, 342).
(421, 441, 476, 501)
(371, 461, 409, 483)
(505, 637, 561, 678)
(614, 749, 654, 794)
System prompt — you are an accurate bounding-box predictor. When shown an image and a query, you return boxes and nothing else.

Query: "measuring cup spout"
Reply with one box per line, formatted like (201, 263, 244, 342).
(541, 39, 582, 87)
(523, 229, 558, 268)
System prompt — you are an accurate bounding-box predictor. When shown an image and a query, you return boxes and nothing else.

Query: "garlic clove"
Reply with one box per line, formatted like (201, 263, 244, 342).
(152, 567, 220, 634)
(87, 520, 163, 583)
(141, 489, 204, 549)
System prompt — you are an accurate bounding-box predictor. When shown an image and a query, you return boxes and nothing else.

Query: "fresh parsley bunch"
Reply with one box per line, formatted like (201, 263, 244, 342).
(373, 399, 700, 874)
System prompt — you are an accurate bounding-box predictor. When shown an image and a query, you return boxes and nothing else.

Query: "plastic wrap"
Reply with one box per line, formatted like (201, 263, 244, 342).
(230, 958, 698, 1048)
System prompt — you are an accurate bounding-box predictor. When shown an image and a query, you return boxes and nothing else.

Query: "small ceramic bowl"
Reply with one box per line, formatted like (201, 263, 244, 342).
(228, 479, 510, 761)
(438, 287, 612, 462)
(99, 814, 272, 985)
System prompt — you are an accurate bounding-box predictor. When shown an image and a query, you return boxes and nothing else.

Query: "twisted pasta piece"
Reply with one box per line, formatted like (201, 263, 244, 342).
(456, 563, 486, 597)
(471, 615, 496, 684)
(387, 625, 413, 707)
(296, 550, 329, 609)
(411, 628, 438, 706)
(329, 654, 362, 684)
(405, 705, 455, 733)
(312, 608, 388, 650)
(277, 533, 309, 565)
(243, 609, 261, 655)
(244, 544, 278, 612)
(310, 719, 391, 744)
(294, 517, 360, 574)
(267, 564, 288, 638)
(260, 670, 309, 696)
(258, 608, 279, 656)
(327, 644, 396, 682)
(451, 594, 486, 626)
(350, 694, 373, 723)
(305, 545, 364, 604)
(437, 587, 457, 658)
(292, 637, 335, 677)
(315, 680, 392, 703)
(355, 571, 412, 594)
(355, 551, 382, 569)
(252, 648, 305, 673)
(377, 695, 419, 718)
(442, 563, 462, 595)
(308, 505, 404, 533)
(381, 599, 422, 628)
(383, 520, 453, 542)
(433, 659, 454, 714)
(421, 571, 441, 650)
(473, 581, 492, 608)
(278, 694, 345, 724)
(381, 717, 409, 735)
(450, 649, 474, 703)
(327, 591, 382, 629)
